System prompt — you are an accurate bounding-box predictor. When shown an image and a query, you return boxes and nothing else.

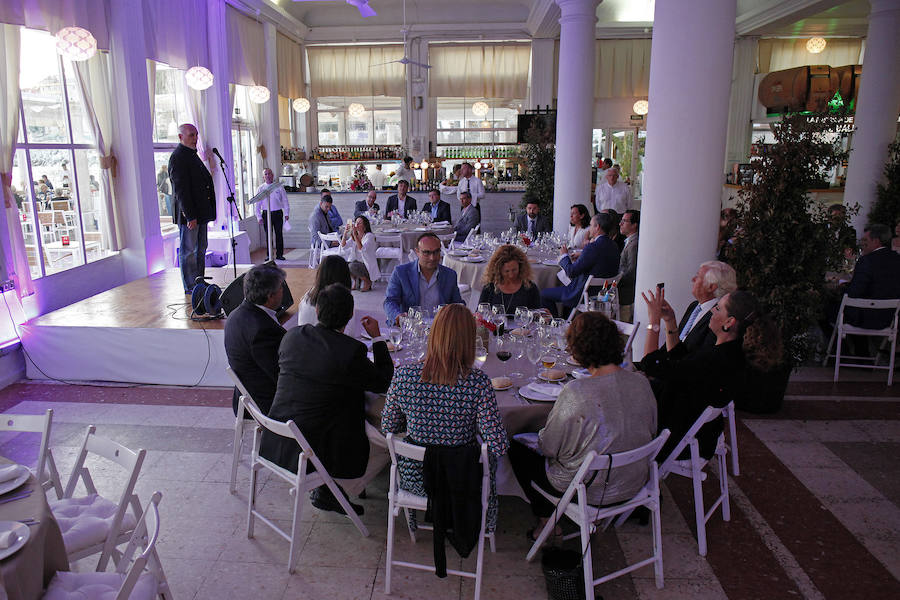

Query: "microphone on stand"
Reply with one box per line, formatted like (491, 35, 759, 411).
(212, 147, 226, 165)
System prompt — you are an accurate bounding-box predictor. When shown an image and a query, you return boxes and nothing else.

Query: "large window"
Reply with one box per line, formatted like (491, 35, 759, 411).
(435, 97, 522, 146)
(232, 85, 261, 220)
(316, 96, 402, 147)
(151, 63, 192, 232)
(14, 28, 114, 279)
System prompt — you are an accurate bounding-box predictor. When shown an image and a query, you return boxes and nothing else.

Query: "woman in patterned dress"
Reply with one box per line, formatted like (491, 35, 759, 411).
(381, 303, 509, 531)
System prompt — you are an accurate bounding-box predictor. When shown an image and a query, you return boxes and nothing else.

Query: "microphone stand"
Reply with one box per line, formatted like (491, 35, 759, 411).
(215, 153, 240, 279)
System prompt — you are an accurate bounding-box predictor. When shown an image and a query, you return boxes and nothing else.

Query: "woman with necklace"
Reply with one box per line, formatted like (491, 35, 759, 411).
(478, 245, 542, 312)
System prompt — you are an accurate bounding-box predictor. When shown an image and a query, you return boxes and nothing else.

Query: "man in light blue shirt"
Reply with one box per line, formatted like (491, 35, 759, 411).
(421, 189, 451, 223)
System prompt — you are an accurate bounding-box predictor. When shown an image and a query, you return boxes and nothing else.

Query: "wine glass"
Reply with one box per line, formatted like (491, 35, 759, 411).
(389, 327, 402, 349)
(491, 311, 506, 336)
(474, 340, 488, 369)
(514, 306, 530, 330)
(478, 303, 491, 319)
(526, 341, 542, 381)
(495, 336, 513, 363)
(508, 334, 525, 379)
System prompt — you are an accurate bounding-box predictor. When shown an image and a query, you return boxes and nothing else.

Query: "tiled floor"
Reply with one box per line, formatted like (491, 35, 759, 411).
(1, 364, 898, 599)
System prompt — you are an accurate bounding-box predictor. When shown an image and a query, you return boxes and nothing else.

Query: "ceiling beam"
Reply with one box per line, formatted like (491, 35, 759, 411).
(527, 0, 561, 38)
(736, 0, 847, 35)
(304, 23, 532, 44)
(226, 0, 310, 41)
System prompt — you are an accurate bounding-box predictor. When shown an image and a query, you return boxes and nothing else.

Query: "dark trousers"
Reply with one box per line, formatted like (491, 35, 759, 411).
(179, 221, 208, 292)
(260, 210, 284, 258)
(508, 440, 559, 518)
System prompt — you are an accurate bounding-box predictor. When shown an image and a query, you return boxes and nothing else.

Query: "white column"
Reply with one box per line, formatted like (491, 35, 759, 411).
(844, 0, 900, 233)
(634, 0, 736, 358)
(107, 0, 163, 277)
(552, 0, 598, 234)
(724, 37, 757, 168)
(262, 22, 281, 175)
(206, 0, 235, 229)
(529, 38, 555, 110)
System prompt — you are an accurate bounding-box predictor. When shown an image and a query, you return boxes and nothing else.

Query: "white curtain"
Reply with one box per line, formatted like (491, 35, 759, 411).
(73, 51, 122, 251)
(142, 0, 209, 71)
(758, 38, 864, 73)
(307, 45, 406, 98)
(429, 44, 531, 98)
(277, 33, 304, 99)
(0, 0, 109, 50)
(552, 39, 652, 99)
(146, 60, 156, 120)
(0, 24, 32, 296)
(226, 6, 265, 87)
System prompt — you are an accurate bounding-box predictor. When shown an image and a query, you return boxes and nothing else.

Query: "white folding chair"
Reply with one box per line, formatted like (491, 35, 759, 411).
(43, 491, 171, 600)
(375, 235, 402, 280)
(317, 231, 342, 258)
(437, 233, 456, 251)
(242, 397, 369, 573)
(0, 409, 63, 499)
(225, 367, 257, 494)
(526, 430, 671, 598)
(50, 426, 147, 571)
(823, 294, 900, 386)
(657, 403, 739, 556)
(384, 433, 494, 600)
(461, 224, 480, 247)
(612, 319, 640, 359)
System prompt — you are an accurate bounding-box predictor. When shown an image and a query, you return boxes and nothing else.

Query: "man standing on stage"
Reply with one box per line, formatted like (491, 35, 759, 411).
(256, 168, 290, 261)
(168, 124, 216, 293)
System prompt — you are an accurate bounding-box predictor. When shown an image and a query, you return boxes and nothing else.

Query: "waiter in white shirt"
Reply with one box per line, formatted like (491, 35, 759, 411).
(456, 162, 485, 208)
(594, 168, 631, 214)
(255, 168, 290, 261)
(369, 164, 387, 190)
(393, 156, 416, 185)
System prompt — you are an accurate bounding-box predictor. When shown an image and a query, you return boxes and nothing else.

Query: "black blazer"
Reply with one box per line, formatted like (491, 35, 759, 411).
(845, 247, 900, 329)
(677, 301, 716, 353)
(422, 200, 452, 224)
(261, 324, 394, 478)
(224, 301, 286, 416)
(385, 194, 418, 218)
(354, 200, 380, 219)
(514, 213, 552, 236)
(639, 339, 746, 460)
(167, 143, 216, 225)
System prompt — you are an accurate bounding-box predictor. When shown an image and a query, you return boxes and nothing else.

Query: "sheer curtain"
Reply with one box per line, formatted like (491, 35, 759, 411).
(0, 24, 32, 296)
(307, 45, 405, 97)
(429, 44, 531, 97)
(552, 39, 652, 99)
(142, 0, 209, 71)
(0, 0, 109, 50)
(226, 6, 265, 87)
(758, 39, 864, 73)
(73, 51, 123, 251)
(277, 33, 304, 99)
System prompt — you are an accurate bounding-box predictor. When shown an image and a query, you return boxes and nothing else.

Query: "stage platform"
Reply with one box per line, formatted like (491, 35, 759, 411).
(20, 267, 315, 387)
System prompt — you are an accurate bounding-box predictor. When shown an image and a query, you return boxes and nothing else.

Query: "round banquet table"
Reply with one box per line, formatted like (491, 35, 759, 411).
(363, 332, 579, 499)
(443, 252, 562, 296)
(0, 459, 68, 600)
(374, 223, 453, 264)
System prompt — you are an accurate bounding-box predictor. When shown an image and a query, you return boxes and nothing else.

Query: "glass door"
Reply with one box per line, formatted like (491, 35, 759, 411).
(231, 126, 257, 220)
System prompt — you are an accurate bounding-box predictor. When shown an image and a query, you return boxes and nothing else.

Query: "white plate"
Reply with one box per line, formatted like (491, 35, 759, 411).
(0, 465, 30, 497)
(571, 368, 591, 379)
(447, 249, 468, 257)
(414, 227, 429, 231)
(457, 245, 473, 251)
(0, 521, 30, 561)
(492, 383, 513, 392)
(461, 256, 485, 263)
(380, 228, 400, 233)
(566, 355, 581, 366)
(518, 386, 557, 402)
(542, 259, 560, 266)
(538, 371, 567, 383)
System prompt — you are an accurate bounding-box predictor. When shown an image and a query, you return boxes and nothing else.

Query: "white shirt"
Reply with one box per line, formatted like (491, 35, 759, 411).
(254, 303, 280, 325)
(394, 165, 415, 183)
(254, 183, 290, 220)
(568, 225, 589, 249)
(683, 298, 718, 337)
(339, 232, 378, 284)
(457, 176, 485, 207)
(595, 181, 631, 214)
(369, 169, 387, 189)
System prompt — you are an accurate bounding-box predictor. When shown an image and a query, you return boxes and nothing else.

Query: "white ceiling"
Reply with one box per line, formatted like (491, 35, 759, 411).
(268, 0, 871, 42)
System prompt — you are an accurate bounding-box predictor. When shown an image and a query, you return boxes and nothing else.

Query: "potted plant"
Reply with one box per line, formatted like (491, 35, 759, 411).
(867, 140, 900, 234)
(521, 123, 555, 215)
(724, 111, 853, 412)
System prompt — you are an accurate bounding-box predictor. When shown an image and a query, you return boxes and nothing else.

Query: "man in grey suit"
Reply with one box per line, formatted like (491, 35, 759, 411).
(309, 195, 336, 247)
(453, 191, 480, 243)
(354, 190, 380, 219)
(617, 209, 640, 322)
(514, 201, 552, 239)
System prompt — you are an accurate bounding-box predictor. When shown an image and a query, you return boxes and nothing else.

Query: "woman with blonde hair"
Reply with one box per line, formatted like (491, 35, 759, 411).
(478, 244, 541, 313)
(381, 304, 509, 531)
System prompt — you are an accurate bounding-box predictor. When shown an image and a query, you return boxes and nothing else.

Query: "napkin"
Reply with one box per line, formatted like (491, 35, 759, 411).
(0, 530, 17, 549)
(0, 463, 21, 484)
(432, 221, 449, 227)
(527, 383, 562, 398)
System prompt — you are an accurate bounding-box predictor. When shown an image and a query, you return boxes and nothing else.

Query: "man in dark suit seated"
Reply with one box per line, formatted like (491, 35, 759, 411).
(540, 213, 620, 317)
(659, 260, 738, 353)
(262, 283, 394, 514)
(353, 190, 380, 219)
(385, 180, 417, 218)
(514, 200, 552, 239)
(453, 191, 480, 243)
(384, 233, 463, 325)
(224, 264, 287, 416)
(845, 223, 900, 329)
(421, 189, 451, 223)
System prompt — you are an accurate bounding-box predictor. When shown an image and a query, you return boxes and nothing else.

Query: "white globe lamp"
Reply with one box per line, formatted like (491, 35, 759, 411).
(55, 27, 97, 61)
(633, 100, 649, 115)
(185, 66, 214, 91)
(348, 102, 366, 118)
(472, 101, 489, 117)
(248, 85, 271, 104)
(292, 98, 310, 113)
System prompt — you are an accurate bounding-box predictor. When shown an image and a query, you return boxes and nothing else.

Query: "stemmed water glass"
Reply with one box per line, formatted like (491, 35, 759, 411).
(525, 340, 542, 382)
(474, 339, 488, 369)
(514, 306, 531, 331)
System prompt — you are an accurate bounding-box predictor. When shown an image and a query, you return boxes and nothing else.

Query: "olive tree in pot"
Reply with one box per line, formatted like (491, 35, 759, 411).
(724, 112, 853, 413)
(520, 123, 555, 216)
(867, 139, 900, 234)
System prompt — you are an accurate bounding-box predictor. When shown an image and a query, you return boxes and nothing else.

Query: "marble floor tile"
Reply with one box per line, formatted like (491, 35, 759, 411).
(192, 560, 292, 600)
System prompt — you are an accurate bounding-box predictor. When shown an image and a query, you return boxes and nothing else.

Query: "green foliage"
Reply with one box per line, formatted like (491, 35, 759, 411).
(521, 122, 555, 215)
(868, 140, 900, 232)
(725, 112, 852, 365)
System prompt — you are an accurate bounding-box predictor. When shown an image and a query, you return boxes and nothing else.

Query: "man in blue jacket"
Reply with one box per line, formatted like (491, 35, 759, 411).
(384, 233, 463, 325)
(540, 213, 620, 316)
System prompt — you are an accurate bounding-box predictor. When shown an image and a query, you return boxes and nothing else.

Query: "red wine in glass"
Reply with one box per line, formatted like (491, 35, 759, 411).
(496, 350, 512, 362)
